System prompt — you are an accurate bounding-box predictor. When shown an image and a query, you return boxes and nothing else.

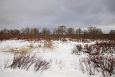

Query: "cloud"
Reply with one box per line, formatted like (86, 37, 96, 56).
(0, 0, 115, 32)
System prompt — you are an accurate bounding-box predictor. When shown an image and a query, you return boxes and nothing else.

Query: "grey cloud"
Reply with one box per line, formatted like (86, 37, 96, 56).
(0, 0, 115, 32)
(104, 0, 115, 13)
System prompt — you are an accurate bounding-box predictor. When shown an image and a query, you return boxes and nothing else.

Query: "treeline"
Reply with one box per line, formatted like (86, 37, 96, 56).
(0, 25, 115, 40)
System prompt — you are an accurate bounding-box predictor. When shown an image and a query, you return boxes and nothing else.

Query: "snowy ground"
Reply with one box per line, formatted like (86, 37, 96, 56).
(0, 40, 114, 77)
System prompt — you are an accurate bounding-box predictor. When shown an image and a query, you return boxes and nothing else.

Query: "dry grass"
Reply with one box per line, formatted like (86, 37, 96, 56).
(19, 47, 30, 54)
(43, 40, 54, 49)
(8, 53, 50, 72)
(9, 47, 31, 55)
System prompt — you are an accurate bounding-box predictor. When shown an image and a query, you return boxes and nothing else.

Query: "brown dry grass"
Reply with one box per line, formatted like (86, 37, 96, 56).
(43, 40, 54, 49)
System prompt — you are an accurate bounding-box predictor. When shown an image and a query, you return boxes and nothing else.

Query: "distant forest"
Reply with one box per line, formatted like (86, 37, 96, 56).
(0, 25, 115, 40)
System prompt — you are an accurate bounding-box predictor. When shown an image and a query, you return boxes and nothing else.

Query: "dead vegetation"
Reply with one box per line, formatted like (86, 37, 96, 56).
(7, 53, 50, 72)
(9, 47, 31, 55)
(73, 41, 115, 77)
(42, 40, 54, 49)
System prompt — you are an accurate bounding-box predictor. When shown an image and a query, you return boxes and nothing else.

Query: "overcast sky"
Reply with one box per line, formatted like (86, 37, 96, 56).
(0, 0, 115, 32)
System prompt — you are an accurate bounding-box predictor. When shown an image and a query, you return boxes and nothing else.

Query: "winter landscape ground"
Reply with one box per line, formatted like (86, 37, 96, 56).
(1, 0, 115, 77)
(0, 39, 115, 77)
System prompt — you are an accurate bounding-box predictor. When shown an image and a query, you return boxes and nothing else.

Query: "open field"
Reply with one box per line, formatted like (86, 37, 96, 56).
(0, 39, 115, 77)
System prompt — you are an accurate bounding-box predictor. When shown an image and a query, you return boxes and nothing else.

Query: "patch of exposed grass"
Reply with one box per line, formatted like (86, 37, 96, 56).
(43, 40, 54, 49)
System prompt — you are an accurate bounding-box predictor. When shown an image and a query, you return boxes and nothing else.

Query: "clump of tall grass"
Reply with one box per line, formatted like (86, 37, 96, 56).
(9, 47, 31, 55)
(42, 40, 54, 49)
(8, 53, 50, 72)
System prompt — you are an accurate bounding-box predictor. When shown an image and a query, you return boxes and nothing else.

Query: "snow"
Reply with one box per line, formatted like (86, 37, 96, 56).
(0, 40, 113, 77)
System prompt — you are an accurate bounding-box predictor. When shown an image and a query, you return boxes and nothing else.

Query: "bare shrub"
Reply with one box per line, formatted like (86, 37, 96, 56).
(73, 41, 115, 56)
(34, 59, 50, 71)
(72, 45, 82, 55)
(72, 44, 101, 55)
(90, 55, 115, 77)
(8, 53, 50, 72)
(80, 55, 115, 77)
(76, 41, 115, 77)
(80, 58, 96, 75)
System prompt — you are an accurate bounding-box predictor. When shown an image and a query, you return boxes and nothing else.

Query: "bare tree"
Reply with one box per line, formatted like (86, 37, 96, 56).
(21, 27, 31, 35)
(0, 29, 10, 34)
(67, 27, 75, 35)
(109, 30, 115, 34)
(30, 28, 39, 35)
(41, 28, 50, 36)
(55, 25, 67, 35)
(87, 27, 103, 34)
(76, 28, 82, 34)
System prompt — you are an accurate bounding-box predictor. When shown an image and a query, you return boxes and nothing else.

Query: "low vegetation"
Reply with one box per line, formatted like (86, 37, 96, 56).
(7, 53, 50, 72)
(72, 40, 115, 77)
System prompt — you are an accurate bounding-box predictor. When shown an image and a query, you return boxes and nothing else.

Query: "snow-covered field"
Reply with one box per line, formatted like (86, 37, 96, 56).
(0, 39, 114, 77)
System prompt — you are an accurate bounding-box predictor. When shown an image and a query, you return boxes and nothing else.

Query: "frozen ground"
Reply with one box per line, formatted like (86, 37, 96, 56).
(0, 40, 114, 77)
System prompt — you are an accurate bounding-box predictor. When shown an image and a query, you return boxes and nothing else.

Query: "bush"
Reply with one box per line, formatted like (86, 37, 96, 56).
(73, 41, 115, 77)
(8, 53, 50, 72)
(72, 45, 82, 55)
